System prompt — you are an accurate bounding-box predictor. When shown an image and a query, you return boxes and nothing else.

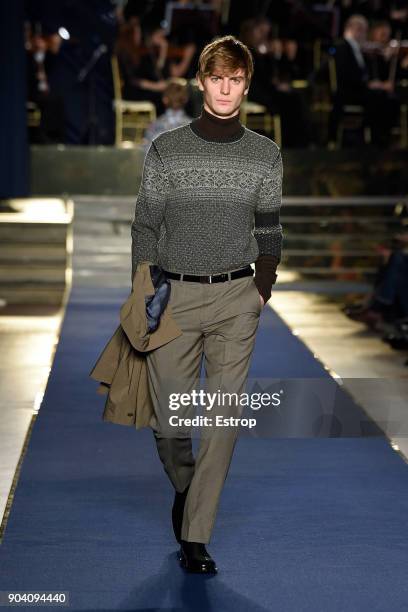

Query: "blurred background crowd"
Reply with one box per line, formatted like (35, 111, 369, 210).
(24, 0, 408, 149)
(5, 0, 408, 354)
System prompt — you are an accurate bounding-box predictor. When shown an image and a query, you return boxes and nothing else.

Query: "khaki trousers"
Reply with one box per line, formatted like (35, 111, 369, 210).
(146, 270, 262, 543)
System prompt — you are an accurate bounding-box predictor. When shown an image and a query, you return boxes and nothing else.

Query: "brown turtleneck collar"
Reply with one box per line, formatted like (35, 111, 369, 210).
(190, 105, 245, 143)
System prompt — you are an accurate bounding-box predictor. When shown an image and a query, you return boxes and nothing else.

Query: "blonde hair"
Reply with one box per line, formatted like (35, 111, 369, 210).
(196, 34, 254, 88)
(163, 78, 189, 110)
(344, 14, 368, 32)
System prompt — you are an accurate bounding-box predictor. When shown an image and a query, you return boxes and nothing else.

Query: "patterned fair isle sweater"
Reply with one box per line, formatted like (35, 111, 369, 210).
(131, 110, 283, 300)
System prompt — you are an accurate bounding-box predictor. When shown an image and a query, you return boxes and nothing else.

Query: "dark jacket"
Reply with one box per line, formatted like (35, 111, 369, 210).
(333, 39, 369, 102)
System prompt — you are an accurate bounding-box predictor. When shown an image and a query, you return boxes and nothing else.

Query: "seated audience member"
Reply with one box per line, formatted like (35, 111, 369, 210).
(329, 14, 400, 146)
(396, 50, 408, 81)
(272, 39, 306, 83)
(116, 18, 171, 115)
(166, 0, 219, 80)
(393, 24, 408, 82)
(345, 235, 408, 328)
(26, 27, 65, 143)
(390, 2, 408, 39)
(366, 20, 397, 83)
(239, 17, 311, 147)
(142, 78, 193, 152)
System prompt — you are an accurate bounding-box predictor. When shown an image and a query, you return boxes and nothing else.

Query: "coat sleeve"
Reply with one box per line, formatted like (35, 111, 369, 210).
(131, 140, 169, 281)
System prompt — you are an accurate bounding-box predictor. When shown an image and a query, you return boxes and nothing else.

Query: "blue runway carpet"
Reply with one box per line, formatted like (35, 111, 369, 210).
(1, 284, 408, 611)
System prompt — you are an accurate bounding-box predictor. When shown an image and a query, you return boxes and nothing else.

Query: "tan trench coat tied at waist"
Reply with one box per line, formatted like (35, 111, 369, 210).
(89, 261, 182, 429)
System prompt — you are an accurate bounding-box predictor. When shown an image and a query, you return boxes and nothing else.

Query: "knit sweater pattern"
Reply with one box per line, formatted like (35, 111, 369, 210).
(131, 122, 283, 278)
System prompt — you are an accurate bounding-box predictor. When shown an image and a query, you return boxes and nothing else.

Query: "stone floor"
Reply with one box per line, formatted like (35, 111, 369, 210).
(271, 273, 408, 463)
(0, 303, 63, 527)
(1, 196, 407, 530)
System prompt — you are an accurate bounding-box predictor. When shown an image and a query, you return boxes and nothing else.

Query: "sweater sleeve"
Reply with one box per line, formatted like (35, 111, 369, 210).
(254, 147, 283, 260)
(131, 141, 169, 281)
(253, 147, 283, 302)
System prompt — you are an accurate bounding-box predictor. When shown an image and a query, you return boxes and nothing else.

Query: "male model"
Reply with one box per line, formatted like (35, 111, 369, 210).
(131, 34, 283, 574)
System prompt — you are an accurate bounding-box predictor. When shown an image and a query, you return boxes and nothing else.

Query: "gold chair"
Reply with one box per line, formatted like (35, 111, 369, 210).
(291, 80, 309, 90)
(313, 39, 323, 72)
(27, 101, 41, 127)
(111, 55, 157, 146)
(393, 80, 408, 148)
(239, 100, 281, 146)
(390, 103, 408, 149)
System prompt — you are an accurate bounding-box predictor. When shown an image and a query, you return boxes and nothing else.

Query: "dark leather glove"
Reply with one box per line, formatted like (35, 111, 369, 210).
(145, 265, 171, 333)
(254, 255, 279, 304)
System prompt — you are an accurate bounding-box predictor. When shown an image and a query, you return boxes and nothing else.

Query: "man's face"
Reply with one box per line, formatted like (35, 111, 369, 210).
(197, 67, 249, 118)
(349, 20, 368, 44)
(372, 25, 391, 44)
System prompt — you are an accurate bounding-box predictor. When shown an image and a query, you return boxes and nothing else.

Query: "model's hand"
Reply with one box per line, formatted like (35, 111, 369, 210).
(259, 295, 265, 308)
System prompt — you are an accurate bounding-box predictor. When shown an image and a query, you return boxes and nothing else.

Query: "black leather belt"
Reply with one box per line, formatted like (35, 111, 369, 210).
(164, 265, 253, 284)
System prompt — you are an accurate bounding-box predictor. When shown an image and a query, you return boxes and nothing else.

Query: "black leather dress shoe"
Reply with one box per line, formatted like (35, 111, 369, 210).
(179, 540, 218, 574)
(172, 486, 190, 544)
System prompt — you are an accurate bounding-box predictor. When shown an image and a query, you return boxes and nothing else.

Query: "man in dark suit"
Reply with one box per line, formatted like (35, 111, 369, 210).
(329, 14, 400, 146)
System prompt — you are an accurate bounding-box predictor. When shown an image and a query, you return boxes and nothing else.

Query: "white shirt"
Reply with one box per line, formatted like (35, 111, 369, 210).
(344, 35, 366, 71)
